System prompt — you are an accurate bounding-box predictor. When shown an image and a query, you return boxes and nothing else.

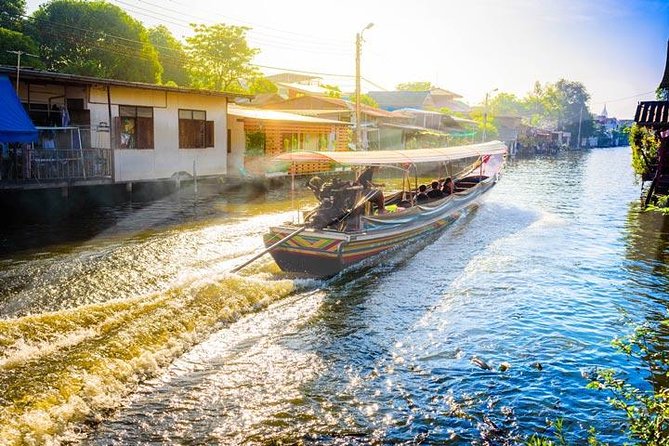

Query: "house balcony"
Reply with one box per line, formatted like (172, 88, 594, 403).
(0, 126, 113, 190)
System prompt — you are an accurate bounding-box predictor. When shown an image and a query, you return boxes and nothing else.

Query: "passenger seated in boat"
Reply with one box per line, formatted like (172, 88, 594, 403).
(356, 166, 385, 214)
(442, 177, 454, 196)
(416, 184, 429, 203)
(427, 181, 444, 199)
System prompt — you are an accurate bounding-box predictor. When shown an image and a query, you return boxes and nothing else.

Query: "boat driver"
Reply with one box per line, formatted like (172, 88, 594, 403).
(355, 166, 385, 214)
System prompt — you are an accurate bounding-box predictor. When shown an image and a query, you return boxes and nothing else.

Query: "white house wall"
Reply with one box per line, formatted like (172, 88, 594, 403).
(89, 85, 229, 183)
(227, 116, 245, 176)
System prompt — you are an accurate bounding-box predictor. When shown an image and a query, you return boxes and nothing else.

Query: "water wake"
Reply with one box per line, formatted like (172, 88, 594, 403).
(0, 271, 295, 445)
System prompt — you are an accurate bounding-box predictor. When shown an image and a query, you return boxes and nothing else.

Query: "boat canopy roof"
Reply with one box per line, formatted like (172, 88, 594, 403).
(274, 141, 507, 165)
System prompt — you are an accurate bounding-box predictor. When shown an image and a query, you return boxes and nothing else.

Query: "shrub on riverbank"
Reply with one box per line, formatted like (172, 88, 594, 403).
(630, 124, 660, 178)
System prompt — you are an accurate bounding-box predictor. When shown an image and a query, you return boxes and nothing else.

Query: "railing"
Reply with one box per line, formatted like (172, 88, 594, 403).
(0, 127, 112, 184)
(0, 147, 112, 183)
(30, 148, 112, 181)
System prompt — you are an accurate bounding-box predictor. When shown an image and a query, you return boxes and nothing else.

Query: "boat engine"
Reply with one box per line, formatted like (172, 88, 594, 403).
(307, 178, 359, 229)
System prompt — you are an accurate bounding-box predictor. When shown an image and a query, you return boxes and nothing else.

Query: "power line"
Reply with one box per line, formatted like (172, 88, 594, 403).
(591, 90, 656, 105)
(18, 10, 388, 92)
(110, 0, 351, 53)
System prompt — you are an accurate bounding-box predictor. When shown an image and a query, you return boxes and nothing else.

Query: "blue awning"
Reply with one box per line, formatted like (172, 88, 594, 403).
(0, 75, 37, 143)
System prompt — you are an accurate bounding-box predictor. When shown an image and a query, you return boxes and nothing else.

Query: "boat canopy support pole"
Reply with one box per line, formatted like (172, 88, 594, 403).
(229, 225, 307, 273)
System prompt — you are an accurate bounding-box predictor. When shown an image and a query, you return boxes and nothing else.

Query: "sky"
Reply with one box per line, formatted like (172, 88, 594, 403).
(25, 0, 669, 119)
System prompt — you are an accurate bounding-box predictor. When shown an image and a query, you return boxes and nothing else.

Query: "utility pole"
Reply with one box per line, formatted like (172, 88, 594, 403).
(355, 23, 373, 150)
(6, 50, 39, 93)
(482, 88, 498, 143)
(576, 106, 583, 150)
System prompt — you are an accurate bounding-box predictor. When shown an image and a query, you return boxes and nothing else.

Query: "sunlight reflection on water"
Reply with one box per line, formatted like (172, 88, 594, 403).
(3, 148, 669, 445)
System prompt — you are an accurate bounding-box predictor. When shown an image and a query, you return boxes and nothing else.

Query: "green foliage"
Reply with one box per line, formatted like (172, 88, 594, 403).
(0, 0, 26, 31)
(469, 107, 498, 140)
(322, 83, 341, 98)
(438, 106, 467, 118)
(629, 123, 660, 177)
(396, 81, 434, 91)
(28, 0, 161, 83)
(148, 25, 189, 86)
(657, 87, 669, 101)
(489, 92, 524, 116)
(360, 93, 379, 108)
(0, 27, 42, 67)
(553, 79, 590, 144)
(587, 326, 669, 445)
(646, 195, 669, 214)
(185, 23, 259, 92)
(247, 76, 277, 94)
(245, 131, 265, 156)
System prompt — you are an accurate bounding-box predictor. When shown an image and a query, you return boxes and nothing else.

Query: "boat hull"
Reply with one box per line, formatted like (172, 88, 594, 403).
(264, 178, 496, 277)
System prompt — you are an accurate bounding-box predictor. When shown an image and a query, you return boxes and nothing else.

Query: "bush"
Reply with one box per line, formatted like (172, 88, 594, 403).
(630, 124, 660, 177)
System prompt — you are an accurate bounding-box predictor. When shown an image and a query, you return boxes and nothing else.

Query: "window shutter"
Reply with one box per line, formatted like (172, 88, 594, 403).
(137, 117, 154, 149)
(113, 116, 121, 149)
(205, 121, 215, 148)
(179, 119, 188, 148)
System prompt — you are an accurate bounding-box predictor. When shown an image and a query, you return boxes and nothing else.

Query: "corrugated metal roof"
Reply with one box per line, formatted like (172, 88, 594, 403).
(262, 95, 399, 118)
(276, 82, 328, 95)
(368, 91, 431, 110)
(0, 65, 250, 99)
(274, 141, 507, 165)
(635, 101, 669, 128)
(228, 105, 349, 125)
(429, 87, 463, 99)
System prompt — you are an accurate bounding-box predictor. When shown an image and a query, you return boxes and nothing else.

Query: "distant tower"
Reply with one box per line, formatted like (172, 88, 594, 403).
(600, 104, 608, 118)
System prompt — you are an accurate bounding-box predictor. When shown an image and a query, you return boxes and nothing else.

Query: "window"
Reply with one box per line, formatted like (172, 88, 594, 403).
(227, 129, 232, 154)
(282, 132, 329, 151)
(118, 105, 154, 149)
(179, 109, 214, 149)
(245, 131, 266, 156)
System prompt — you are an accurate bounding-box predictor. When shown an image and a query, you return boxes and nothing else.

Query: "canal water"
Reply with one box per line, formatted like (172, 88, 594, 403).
(1, 146, 668, 444)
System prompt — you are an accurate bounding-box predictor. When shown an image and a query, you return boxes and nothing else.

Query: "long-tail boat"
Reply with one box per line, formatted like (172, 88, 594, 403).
(253, 141, 507, 278)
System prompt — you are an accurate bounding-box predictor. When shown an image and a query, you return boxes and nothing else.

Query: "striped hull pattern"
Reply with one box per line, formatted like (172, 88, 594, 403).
(264, 178, 496, 277)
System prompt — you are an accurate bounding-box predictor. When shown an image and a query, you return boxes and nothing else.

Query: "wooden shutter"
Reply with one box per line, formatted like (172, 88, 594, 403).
(179, 119, 189, 148)
(205, 121, 215, 148)
(113, 116, 121, 149)
(137, 117, 154, 149)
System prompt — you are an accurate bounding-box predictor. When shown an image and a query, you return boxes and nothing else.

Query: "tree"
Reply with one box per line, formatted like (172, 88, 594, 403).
(185, 23, 259, 92)
(396, 81, 434, 91)
(360, 93, 379, 108)
(148, 25, 188, 86)
(469, 107, 498, 140)
(0, 27, 41, 67)
(322, 83, 341, 98)
(28, 0, 161, 83)
(488, 92, 524, 117)
(553, 79, 590, 146)
(0, 0, 26, 31)
(247, 76, 277, 94)
(554, 79, 589, 126)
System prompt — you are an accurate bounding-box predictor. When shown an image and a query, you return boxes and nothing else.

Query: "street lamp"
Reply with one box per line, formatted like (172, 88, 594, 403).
(355, 22, 374, 150)
(482, 87, 498, 143)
